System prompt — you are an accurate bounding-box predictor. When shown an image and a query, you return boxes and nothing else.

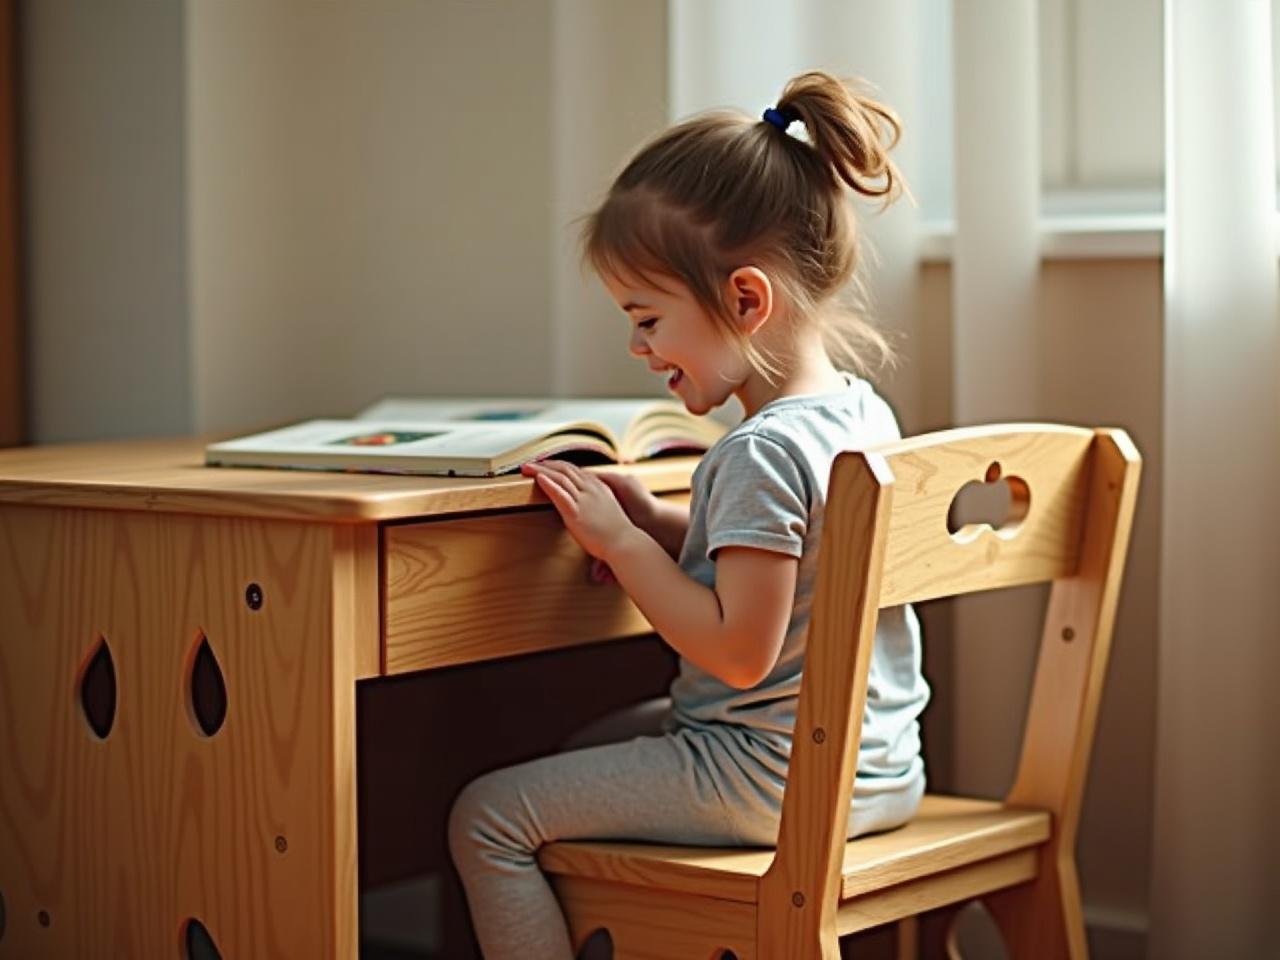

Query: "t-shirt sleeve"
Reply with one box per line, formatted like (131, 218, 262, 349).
(704, 432, 809, 560)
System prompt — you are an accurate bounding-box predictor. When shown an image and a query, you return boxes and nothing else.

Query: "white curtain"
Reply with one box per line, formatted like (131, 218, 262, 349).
(1151, 1, 1280, 954)
(949, 0, 1043, 804)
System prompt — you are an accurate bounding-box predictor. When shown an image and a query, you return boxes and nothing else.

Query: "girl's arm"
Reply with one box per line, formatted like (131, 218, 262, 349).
(641, 496, 690, 560)
(607, 532, 796, 688)
(524, 461, 796, 689)
(597, 472, 689, 560)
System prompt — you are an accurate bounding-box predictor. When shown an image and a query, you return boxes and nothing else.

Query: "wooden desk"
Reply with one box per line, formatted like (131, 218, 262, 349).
(0, 437, 696, 958)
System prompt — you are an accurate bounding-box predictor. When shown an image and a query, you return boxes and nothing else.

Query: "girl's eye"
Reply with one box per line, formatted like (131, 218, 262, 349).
(637, 318, 658, 331)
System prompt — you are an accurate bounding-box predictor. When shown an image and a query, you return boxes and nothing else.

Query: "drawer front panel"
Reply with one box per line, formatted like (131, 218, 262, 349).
(383, 508, 657, 674)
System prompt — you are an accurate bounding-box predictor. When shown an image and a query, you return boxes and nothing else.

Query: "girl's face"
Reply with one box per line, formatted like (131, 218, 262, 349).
(601, 271, 752, 416)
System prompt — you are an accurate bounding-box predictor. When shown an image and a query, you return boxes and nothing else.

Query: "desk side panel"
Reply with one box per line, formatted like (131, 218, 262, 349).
(0, 505, 366, 958)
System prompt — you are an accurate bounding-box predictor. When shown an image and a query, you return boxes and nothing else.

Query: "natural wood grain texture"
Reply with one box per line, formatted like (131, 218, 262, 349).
(538, 425, 1141, 960)
(875, 424, 1093, 607)
(543, 839, 765, 904)
(837, 796, 1047, 899)
(0, 437, 698, 522)
(384, 509, 655, 673)
(0, 0, 19, 448)
(328, 523, 380, 952)
(337, 523, 381, 680)
(550, 875, 758, 960)
(0, 506, 365, 958)
(835, 850, 1038, 936)
(540, 794, 1047, 904)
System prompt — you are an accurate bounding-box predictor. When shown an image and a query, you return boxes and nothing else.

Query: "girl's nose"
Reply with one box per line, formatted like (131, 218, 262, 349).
(628, 328, 650, 356)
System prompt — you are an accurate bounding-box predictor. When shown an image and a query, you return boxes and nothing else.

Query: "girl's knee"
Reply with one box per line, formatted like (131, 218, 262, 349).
(447, 769, 533, 867)
(447, 773, 494, 864)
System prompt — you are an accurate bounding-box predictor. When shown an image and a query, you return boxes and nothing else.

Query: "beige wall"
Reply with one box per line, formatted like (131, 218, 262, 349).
(187, 2, 558, 434)
(20, 1, 665, 443)
(548, 0, 669, 397)
(23, 0, 190, 443)
(187, 1, 671, 436)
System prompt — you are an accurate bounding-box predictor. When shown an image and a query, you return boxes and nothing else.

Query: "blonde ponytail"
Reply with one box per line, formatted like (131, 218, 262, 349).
(774, 71, 904, 203)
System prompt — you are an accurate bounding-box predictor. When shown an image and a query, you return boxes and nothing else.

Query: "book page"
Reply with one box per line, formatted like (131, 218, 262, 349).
(209, 419, 617, 459)
(357, 396, 666, 441)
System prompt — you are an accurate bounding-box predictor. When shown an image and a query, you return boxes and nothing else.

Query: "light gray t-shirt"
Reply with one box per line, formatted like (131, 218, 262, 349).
(670, 373, 929, 797)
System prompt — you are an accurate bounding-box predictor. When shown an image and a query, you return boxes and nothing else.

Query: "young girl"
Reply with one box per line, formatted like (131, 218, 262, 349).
(448, 70, 929, 959)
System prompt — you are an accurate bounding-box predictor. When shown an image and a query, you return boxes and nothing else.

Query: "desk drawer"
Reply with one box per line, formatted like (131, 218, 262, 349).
(383, 507, 666, 675)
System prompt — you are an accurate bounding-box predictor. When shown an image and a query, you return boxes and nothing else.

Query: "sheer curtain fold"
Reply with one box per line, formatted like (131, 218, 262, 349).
(949, 0, 1042, 803)
(1152, 1, 1280, 955)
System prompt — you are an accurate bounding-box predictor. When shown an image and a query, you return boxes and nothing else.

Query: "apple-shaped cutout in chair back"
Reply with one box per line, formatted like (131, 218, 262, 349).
(945, 460, 1031, 544)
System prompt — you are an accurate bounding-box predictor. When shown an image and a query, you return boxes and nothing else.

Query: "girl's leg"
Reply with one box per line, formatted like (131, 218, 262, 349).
(447, 728, 743, 960)
(555, 696, 673, 960)
(557, 695, 671, 752)
(848, 772, 926, 838)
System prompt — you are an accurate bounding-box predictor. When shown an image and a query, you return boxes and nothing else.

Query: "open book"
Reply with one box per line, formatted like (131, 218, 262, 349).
(203, 396, 727, 477)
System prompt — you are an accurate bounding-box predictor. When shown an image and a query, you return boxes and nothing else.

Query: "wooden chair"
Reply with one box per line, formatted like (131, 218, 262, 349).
(537, 424, 1141, 959)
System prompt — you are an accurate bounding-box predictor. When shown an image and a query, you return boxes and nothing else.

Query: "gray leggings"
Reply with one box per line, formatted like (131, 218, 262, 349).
(447, 697, 922, 959)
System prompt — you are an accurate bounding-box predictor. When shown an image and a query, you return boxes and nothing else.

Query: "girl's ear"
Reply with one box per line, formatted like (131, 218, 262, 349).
(726, 267, 773, 336)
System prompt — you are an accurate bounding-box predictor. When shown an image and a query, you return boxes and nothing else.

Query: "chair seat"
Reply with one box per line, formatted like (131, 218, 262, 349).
(538, 793, 1051, 905)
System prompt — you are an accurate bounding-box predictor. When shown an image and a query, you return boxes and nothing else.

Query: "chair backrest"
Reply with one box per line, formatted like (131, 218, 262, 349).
(758, 424, 1142, 948)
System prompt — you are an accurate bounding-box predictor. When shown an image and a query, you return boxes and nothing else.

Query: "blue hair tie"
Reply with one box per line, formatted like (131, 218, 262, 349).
(762, 106, 793, 131)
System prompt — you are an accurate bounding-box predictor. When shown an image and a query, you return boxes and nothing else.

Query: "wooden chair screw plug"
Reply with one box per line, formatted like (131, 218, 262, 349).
(537, 424, 1141, 960)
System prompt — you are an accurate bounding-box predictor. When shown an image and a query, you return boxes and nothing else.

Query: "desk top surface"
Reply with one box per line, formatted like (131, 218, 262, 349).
(0, 436, 699, 523)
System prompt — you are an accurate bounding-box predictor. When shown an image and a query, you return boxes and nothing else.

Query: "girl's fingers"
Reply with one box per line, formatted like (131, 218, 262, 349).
(530, 460, 586, 491)
(536, 469, 574, 497)
(523, 461, 581, 492)
(597, 471, 626, 490)
(534, 471, 577, 510)
(598, 471, 643, 500)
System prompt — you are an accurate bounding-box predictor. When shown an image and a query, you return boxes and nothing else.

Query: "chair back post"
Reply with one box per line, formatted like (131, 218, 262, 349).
(758, 450, 894, 958)
(986, 429, 1141, 953)
(977, 432, 1141, 957)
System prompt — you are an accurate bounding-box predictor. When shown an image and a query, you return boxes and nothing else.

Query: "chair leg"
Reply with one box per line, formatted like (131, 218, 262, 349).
(982, 854, 1087, 960)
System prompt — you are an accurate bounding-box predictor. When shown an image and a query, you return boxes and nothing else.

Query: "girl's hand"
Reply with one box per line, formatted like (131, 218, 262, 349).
(590, 473, 658, 582)
(596, 472, 658, 531)
(521, 461, 637, 562)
